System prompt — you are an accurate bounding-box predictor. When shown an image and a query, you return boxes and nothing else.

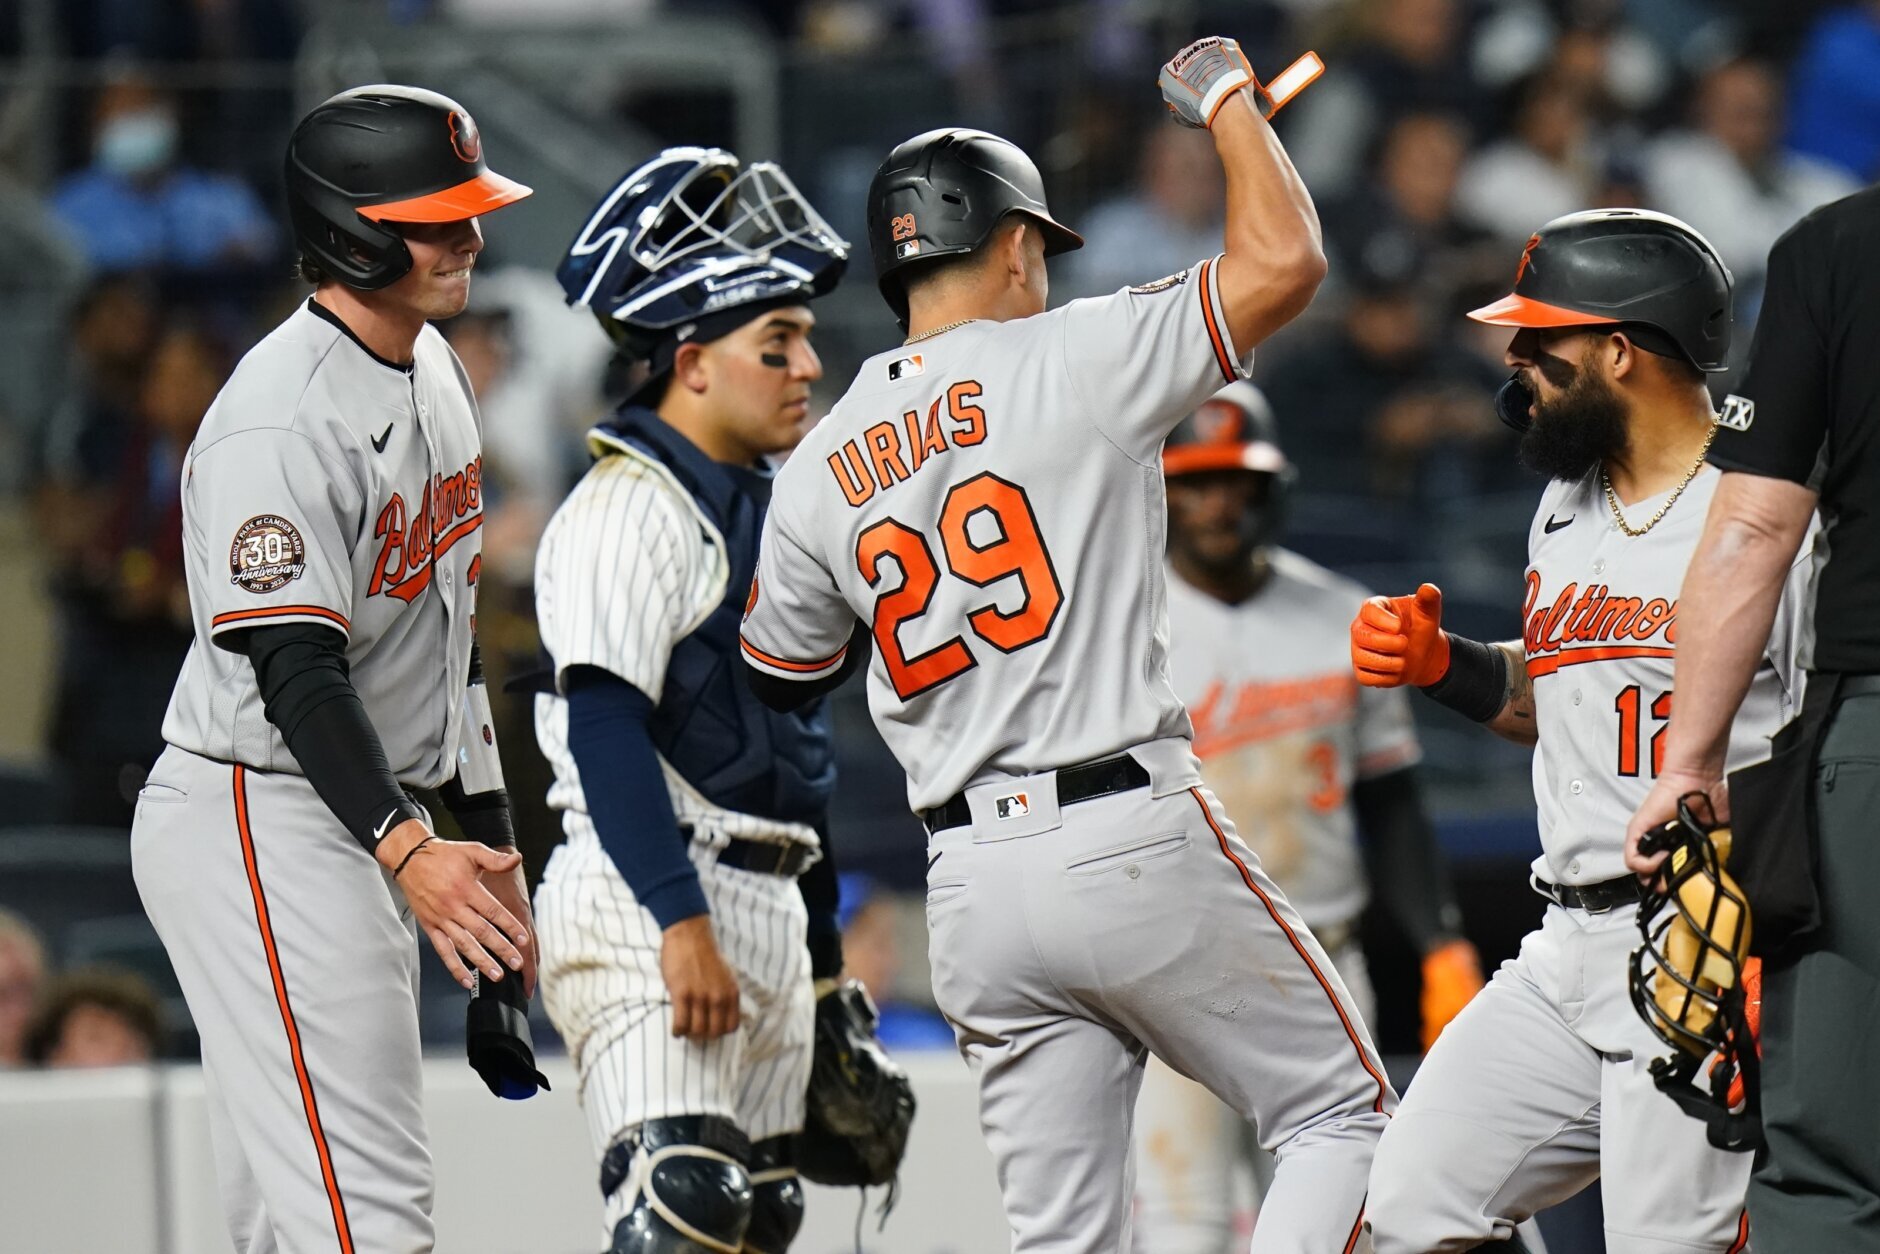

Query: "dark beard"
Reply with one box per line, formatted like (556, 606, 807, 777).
(1517, 360, 1629, 481)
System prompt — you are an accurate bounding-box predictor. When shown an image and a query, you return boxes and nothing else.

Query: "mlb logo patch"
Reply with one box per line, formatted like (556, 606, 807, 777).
(995, 792, 1030, 820)
(889, 353, 924, 381)
(1719, 394, 1756, 431)
(896, 239, 922, 259)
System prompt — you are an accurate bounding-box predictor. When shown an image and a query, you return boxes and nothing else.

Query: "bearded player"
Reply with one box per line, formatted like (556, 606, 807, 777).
(1133, 382, 1484, 1252)
(1355, 209, 1815, 1252)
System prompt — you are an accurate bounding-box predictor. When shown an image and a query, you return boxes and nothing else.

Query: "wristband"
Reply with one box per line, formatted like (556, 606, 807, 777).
(393, 835, 438, 879)
(1418, 634, 1508, 723)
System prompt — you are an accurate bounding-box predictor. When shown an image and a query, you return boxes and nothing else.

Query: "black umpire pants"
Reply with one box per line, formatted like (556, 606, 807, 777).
(1751, 682, 1880, 1250)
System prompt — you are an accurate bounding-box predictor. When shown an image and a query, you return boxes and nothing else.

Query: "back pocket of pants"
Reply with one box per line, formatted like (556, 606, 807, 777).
(136, 780, 189, 806)
(1065, 831, 1189, 877)
(926, 880, 969, 907)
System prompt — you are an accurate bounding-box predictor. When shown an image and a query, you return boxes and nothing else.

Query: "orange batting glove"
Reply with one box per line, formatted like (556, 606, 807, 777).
(1351, 583, 1450, 688)
(1715, 955, 1764, 1110)
(1421, 938, 1485, 1052)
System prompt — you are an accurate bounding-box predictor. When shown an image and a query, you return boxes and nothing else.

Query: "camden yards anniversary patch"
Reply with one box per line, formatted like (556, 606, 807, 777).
(229, 514, 307, 593)
(1130, 269, 1189, 295)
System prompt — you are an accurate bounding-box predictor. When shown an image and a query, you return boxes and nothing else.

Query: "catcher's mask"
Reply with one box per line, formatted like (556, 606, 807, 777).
(1628, 793, 1763, 1153)
(557, 146, 847, 363)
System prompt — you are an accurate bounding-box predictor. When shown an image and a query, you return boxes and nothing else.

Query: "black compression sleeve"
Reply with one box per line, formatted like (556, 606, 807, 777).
(238, 623, 419, 854)
(1418, 634, 1509, 723)
(745, 620, 872, 712)
(1352, 767, 1463, 950)
(799, 821, 843, 980)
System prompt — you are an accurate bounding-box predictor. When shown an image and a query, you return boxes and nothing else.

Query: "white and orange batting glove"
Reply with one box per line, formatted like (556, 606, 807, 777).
(1160, 38, 1326, 129)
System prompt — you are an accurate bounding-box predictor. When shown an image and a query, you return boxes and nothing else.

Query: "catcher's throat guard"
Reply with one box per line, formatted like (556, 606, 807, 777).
(1628, 793, 1763, 1153)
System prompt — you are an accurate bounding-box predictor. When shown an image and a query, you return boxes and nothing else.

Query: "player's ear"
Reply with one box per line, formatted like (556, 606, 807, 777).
(1003, 219, 1030, 285)
(671, 341, 711, 395)
(1606, 331, 1636, 382)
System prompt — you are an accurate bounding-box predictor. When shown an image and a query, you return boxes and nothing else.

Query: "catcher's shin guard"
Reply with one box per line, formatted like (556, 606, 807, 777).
(1628, 793, 1764, 1153)
(602, 1116, 755, 1253)
(742, 1136, 805, 1253)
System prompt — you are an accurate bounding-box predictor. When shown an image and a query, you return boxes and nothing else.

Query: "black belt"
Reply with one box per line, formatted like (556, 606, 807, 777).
(1838, 673, 1880, 698)
(922, 753, 1151, 834)
(1534, 873, 1644, 914)
(716, 837, 817, 877)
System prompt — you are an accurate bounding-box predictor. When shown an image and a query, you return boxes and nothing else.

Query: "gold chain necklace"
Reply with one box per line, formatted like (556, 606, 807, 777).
(1601, 421, 1719, 538)
(903, 318, 979, 346)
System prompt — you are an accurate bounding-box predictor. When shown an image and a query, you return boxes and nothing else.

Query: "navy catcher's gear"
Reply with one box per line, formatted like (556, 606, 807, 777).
(558, 147, 847, 362)
(742, 1136, 806, 1254)
(601, 1117, 755, 1254)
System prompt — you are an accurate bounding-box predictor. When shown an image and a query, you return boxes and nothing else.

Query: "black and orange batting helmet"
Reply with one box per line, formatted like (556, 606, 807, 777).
(1467, 209, 1733, 431)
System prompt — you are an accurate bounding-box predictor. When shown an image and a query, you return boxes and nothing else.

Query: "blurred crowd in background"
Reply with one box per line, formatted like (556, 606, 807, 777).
(0, 0, 1869, 1064)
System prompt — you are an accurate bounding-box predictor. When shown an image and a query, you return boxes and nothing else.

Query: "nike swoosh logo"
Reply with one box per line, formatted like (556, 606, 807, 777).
(373, 810, 399, 844)
(927, 851, 942, 872)
(371, 423, 394, 454)
(1544, 514, 1574, 534)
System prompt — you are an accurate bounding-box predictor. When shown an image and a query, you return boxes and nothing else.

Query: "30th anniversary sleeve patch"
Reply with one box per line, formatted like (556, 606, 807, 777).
(1130, 269, 1189, 295)
(229, 514, 307, 593)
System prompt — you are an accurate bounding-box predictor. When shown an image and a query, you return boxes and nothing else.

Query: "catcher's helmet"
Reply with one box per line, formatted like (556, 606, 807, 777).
(1628, 793, 1763, 1153)
(1163, 382, 1295, 552)
(557, 147, 847, 360)
(285, 85, 532, 291)
(866, 128, 1083, 324)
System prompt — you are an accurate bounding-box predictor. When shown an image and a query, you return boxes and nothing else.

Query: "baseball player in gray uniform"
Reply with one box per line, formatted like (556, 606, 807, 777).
(1354, 210, 1813, 1252)
(130, 87, 537, 1254)
(531, 149, 849, 1253)
(1134, 383, 1489, 1254)
(741, 39, 1394, 1254)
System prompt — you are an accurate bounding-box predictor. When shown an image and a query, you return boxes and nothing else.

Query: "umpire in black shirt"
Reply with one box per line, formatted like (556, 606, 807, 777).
(1626, 186, 1880, 1250)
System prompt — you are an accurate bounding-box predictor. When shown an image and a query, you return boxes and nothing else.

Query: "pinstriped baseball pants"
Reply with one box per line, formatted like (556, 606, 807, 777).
(534, 828, 813, 1234)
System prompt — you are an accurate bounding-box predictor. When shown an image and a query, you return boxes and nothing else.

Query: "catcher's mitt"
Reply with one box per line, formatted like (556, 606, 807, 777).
(1628, 793, 1762, 1153)
(795, 980, 915, 1188)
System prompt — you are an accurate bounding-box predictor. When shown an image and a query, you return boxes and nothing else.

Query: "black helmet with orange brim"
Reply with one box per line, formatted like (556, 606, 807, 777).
(285, 85, 532, 291)
(1164, 381, 1296, 551)
(1466, 209, 1732, 430)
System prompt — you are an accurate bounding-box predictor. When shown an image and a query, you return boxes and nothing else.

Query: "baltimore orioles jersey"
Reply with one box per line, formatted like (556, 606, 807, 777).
(1526, 463, 1814, 885)
(741, 256, 1254, 811)
(159, 299, 486, 787)
(1166, 549, 1421, 930)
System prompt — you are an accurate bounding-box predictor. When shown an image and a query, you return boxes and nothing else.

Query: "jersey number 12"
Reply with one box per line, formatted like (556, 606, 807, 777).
(856, 471, 1063, 700)
(1614, 685, 1672, 777)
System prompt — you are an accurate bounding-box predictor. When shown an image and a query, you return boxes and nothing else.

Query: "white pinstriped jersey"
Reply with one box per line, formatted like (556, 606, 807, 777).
(1166, 550, 1421, 930)
(531, 428, 819, 1190)
(532, 431, 822, 858)
(741, 257, 1254, 811)
(160, 300, 485, 786)
(1526, 464, 1815, 884)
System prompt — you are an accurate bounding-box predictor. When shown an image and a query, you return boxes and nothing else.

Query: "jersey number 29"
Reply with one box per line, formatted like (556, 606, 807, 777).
(856, 471, 1062, 700)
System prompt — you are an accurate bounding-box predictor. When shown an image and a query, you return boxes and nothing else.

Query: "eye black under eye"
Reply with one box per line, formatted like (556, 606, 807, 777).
(761, 352, 788, 368)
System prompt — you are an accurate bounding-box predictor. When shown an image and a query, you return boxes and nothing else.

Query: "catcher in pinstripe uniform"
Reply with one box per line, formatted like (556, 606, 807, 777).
(530, 148, 851, 1253)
